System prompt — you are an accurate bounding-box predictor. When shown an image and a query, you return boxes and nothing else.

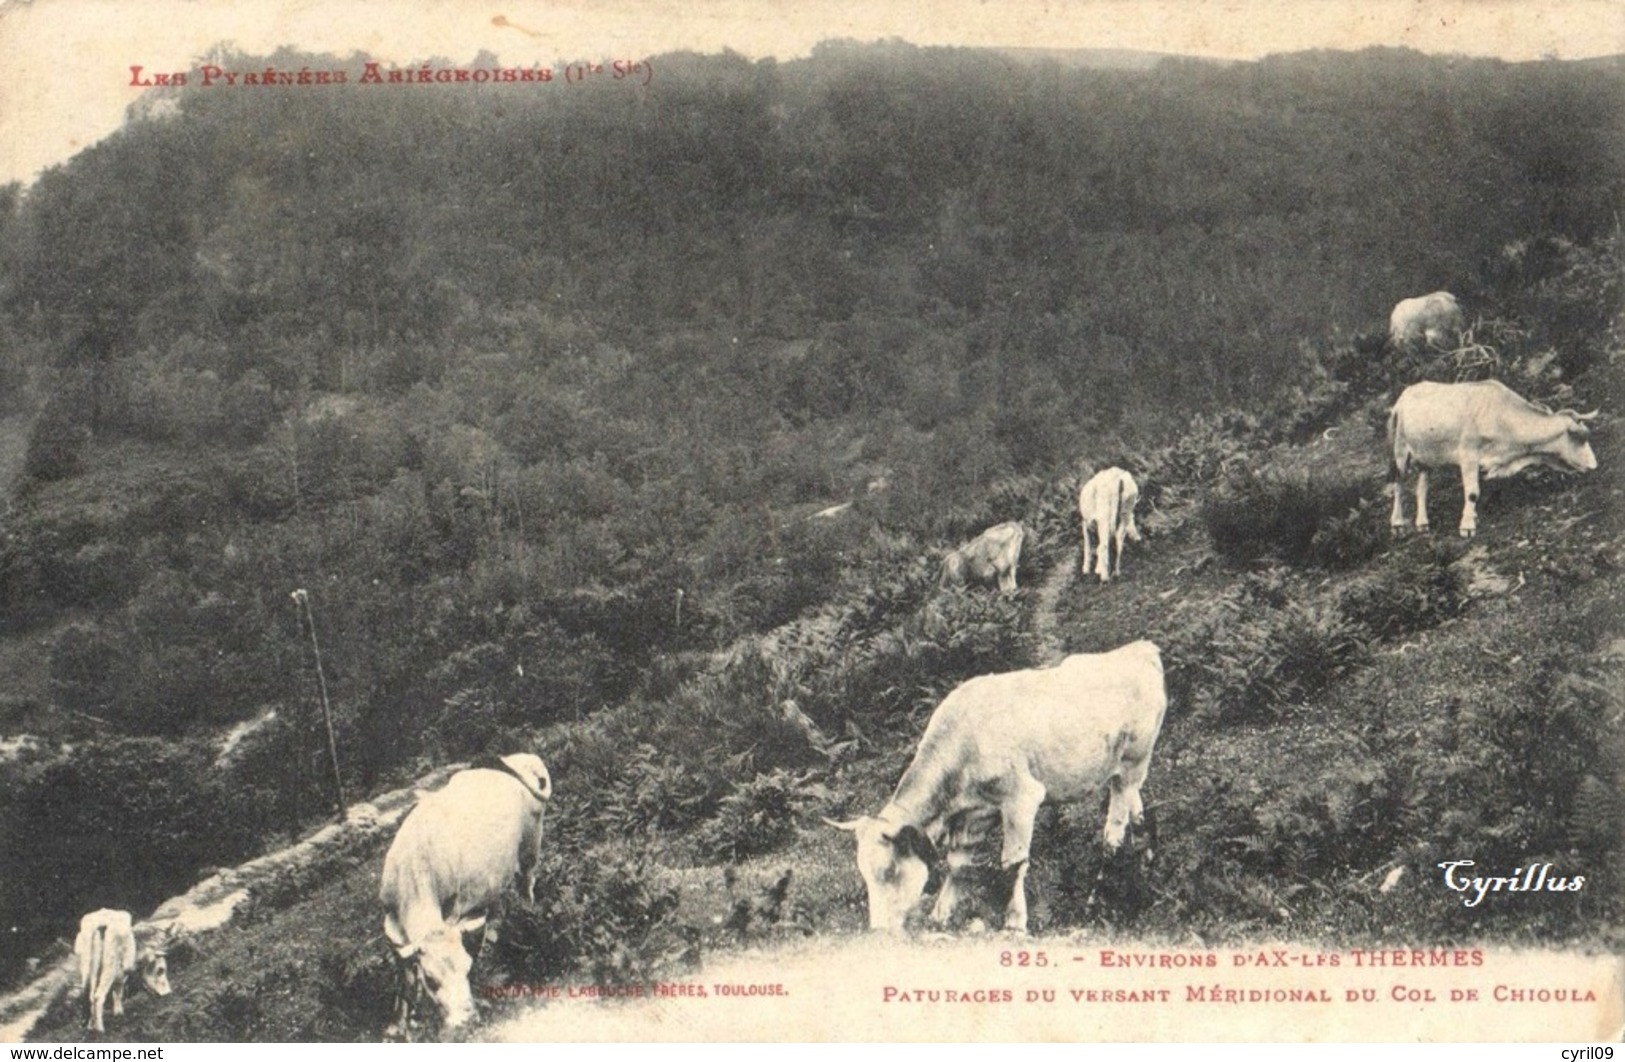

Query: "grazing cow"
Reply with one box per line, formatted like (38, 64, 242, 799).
(379, 753, 552, 1036)
(826, 641, 1167, 934)
(1078, 468, 1142, 583)
(74, 909, 171, 1033)
(1388, 379, 1598, 537)
(1389, 291, 1466, 350)
(940, 521, 1025, 593)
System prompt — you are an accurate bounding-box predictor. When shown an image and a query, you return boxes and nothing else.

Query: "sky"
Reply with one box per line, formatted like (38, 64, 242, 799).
(0, 0, 1621, 186)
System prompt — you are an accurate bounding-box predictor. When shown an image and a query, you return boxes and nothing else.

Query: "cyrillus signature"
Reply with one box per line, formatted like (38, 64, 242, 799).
(1437, 860, 1585, 907)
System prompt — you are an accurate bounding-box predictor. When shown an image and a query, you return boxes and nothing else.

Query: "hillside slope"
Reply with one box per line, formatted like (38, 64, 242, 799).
(4, 44, 1622, 983)
(20, 352, 1621, 1042)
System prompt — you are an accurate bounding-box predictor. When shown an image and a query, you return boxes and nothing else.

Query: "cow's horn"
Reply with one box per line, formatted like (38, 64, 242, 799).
(821, 816, 863, 832)
(1575, 409, 1600, 421)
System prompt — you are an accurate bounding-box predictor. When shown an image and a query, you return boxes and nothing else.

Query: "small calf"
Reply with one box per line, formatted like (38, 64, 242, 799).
(74, 909, 171, 1033)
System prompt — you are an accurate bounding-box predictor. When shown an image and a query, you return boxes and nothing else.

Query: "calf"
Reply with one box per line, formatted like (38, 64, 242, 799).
(940, 521, 1025, 593)
(74, 909, 171, 1033)
(1389, 291, 1465, 350)
(1078, 468, 1142, 583)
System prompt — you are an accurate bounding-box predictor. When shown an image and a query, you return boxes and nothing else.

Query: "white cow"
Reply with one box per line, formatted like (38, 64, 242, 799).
(74, 909, 171, 1033)
(379, 753, 552, 1035)
(1388, 379, 1598, 537)
(827, 641, 1167, 934)
(1389, 291, 1466, 350)
(940, 521, 1025, 593)
(1078, 468, 1142, 583)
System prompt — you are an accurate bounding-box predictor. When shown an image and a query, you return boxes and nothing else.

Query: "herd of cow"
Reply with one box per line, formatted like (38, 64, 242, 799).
(66, 291, 1600, 1039)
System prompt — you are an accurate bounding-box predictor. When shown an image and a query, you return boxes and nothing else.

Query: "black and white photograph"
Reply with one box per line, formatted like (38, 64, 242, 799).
(0, 0, 1620, 1043)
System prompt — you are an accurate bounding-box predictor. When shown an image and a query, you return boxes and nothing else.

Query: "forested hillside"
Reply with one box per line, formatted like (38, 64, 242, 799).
(0, 41, 1621, 993)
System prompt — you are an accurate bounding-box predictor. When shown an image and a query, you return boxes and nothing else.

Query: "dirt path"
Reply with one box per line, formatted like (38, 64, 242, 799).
(1, 764, 468, 1042)
(1028, 553, 1077, 666)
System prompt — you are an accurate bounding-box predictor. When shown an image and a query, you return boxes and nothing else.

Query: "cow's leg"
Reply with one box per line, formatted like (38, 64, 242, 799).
(385, 960, 416, 1041)
(999, 779, 1046, 934)
(998, 567, 1016, 594)
(88, 980, 108, 1033)
(1413, 470, 1430, 533)
(1096, 529, 1111, 582)
(1112, 527, 1127, 577)
(930, 847, 974, 925)
(1105, 755, 1153, 851)
(521, 814, 545, 903)
(1458, 462, 1479, 538)
(1079, 523, 1093, 579)
(1389, 465, 1407, 534)
(468, 911, 493, 964)
(110, 974, 126, 1016)
(1005, 860, 1032, 935)
(931, 808, 993, 925)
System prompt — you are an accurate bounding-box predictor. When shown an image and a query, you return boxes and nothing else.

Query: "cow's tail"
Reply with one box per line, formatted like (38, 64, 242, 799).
(78, 926, 98, 993)
(81, 924, 107, 1008)
(1104, 479, 1123, 570)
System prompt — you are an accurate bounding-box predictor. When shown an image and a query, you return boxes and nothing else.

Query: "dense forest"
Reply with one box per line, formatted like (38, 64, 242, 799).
(0, 40, 1621, 998)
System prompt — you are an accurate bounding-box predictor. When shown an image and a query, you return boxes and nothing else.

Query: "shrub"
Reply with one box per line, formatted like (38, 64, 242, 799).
(695, 769, 831, 862)
(1305, 504, 1389, 570)
(1352, 643, 1625, 938)
(1196, 598, 1367, 724)
(1161, 573, 1367, 725)
(22, 381, 92, 483)
(596, 743, 718, 837)
(497, 847, 681, 986)
(1137, 409, 1263, 488)
(1203, 468, 1369, 568)
(1337, 547, 1469, 640)
(48, 621, 128, 717)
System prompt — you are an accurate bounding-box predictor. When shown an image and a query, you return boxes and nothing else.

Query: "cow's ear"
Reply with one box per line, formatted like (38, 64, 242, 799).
(890, 824, 938, 864)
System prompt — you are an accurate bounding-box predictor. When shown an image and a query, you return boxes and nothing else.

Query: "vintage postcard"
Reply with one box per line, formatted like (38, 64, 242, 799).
(0, 0, 1621, 1045)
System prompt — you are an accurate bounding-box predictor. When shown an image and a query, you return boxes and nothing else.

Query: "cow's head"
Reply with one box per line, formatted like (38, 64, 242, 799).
(824, 815, 935, 931)
(137, 946, 172, 997)
(384, 913, 486, 1031)
(501, 753, 553, 804)
(1557, 410, 1600, 472)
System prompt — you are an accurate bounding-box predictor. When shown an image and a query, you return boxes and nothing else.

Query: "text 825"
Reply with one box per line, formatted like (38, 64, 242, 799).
(998, 951, 1048, 967)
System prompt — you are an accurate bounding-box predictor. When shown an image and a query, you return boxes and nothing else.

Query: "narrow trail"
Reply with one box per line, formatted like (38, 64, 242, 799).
(1029, 550, 1077, 666)
(1, 764, 468, 1042)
